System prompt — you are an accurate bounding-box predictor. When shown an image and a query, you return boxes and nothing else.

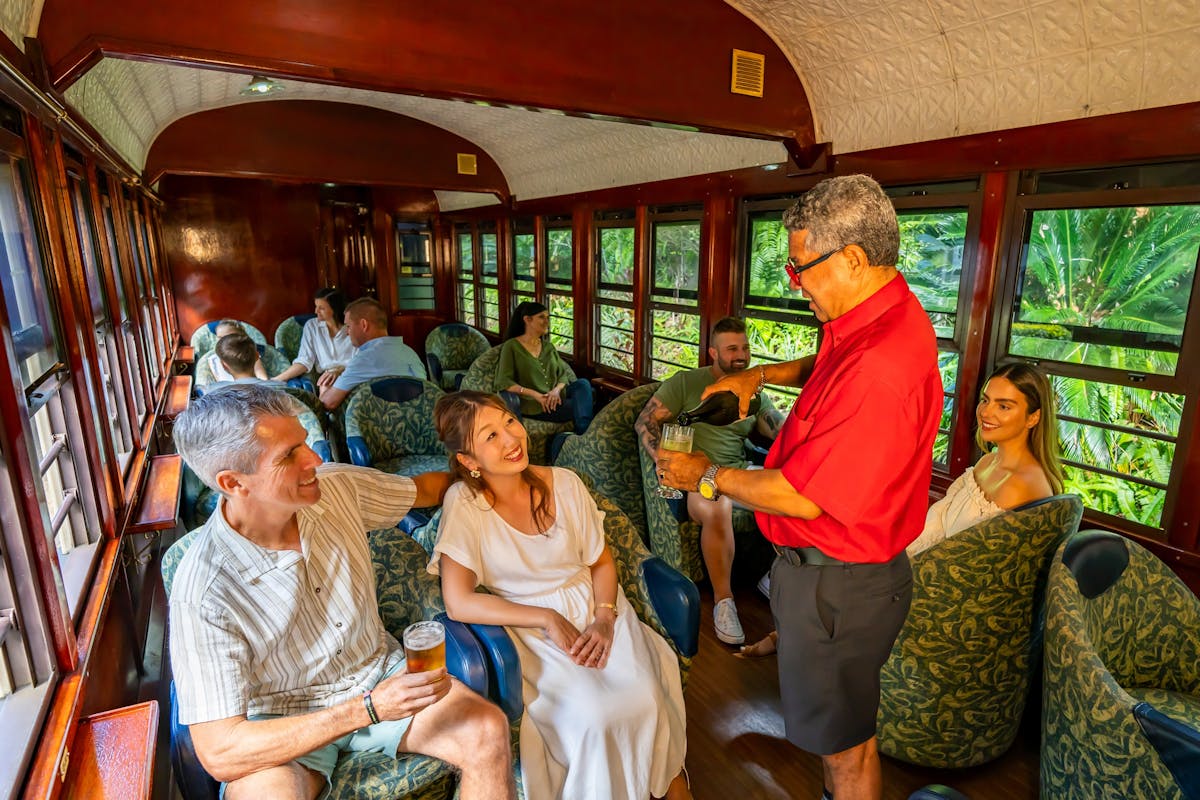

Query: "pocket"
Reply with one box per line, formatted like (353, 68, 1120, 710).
(813, 567, 837, 641)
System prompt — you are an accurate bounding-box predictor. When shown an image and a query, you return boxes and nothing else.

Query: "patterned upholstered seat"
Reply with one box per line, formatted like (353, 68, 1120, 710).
(274, 313, 317, 363)
(424, 323, 490, 391)
(344, 378, 447, 477)
(556, 383, 769, 583)
(1041, 529, 1200, 800)
(161, 526, 489, 800)
(194, 343, 292, 389)
(459, 345, 572, 465)
(189, 319, 268, 358)
(875, 494, 1084, 768)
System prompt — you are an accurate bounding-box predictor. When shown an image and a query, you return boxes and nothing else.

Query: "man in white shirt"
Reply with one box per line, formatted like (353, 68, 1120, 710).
(319, 298, 425, 410)
(170, 385, 514, 800)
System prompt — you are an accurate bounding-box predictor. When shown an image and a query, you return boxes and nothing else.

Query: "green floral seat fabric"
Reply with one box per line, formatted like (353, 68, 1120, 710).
(459, 345, 572, 465)
(425, 323, 490, 390)
(162, 527, 458, 799)
(273, 314, 315, 363)
(875, 494, 1083, 768)
(189, 319, 268, 359)
(194, 344, 292, 388)
(1041, 530, 1200, 800)
(344, 378, 446, 477)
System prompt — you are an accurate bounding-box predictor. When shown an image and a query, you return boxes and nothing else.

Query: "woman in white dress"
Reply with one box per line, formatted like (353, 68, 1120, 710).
(272, 288, 356, 388)
(741, 362, 1065, 657)
(429, 390, 691, 800)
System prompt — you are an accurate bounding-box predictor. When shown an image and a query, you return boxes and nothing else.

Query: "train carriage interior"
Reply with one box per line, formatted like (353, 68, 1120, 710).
(1, 0, 1199, 798)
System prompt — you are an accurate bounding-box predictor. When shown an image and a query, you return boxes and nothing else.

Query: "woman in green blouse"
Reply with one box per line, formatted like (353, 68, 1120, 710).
(495, 301, 594, 434)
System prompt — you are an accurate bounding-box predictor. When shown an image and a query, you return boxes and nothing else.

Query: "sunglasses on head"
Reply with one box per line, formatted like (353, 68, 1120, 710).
(784, 247, 845, 284)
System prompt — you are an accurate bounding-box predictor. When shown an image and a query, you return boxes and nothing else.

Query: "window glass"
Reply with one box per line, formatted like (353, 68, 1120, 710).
(395, 221, 434, 311)
(546, 228, 572, 285)
(478, 232, 499, 333)
(649, 309, 699, 379)
(1010, 205, 1199, 375)
(595, 226, 635, 372)
(649, 218, 700, 379)
(0, 159, 59, 388)
(457, 231, 475, 325)
(898, 209, 967, 338)
(512, 231, 536, 298)
(548, 293, 573, 355)
(652, 221, 699, 296)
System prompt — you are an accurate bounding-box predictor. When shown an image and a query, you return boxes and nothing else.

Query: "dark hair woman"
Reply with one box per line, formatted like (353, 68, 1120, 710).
(429, 390, 691, 800)
(495, 300, 594, 434)
(272, 287, 356, 386)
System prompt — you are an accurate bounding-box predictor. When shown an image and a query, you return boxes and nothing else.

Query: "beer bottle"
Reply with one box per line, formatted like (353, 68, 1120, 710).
(676, 390, 761, 426)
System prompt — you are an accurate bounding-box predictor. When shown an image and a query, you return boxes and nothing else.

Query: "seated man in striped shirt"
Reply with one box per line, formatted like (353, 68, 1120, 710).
(169, 385, 514, 800)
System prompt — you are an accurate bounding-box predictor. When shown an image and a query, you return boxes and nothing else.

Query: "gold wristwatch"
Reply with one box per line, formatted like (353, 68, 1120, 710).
(698, 465, 722, 500)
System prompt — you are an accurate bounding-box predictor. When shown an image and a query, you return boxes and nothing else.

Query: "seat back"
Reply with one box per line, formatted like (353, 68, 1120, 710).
(425, 324, 490, 389)
(189, 319, 268, 358)
(1042, 529, 1200, 800)
(274, 313, 316, 362)
(344, 378, 444, 467)
(194, 344, 291, 388)
(458, 345, 503, 393)
(876, 494, 1083, 768)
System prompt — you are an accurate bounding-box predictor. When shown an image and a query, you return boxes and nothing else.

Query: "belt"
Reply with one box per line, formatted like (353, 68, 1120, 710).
(773, 544, 851, 567)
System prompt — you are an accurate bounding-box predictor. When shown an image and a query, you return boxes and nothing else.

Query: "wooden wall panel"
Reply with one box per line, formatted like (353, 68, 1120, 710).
(161, 175, 323, 340)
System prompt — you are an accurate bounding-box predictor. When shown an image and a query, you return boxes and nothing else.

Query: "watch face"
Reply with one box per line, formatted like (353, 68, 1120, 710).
(699, 481, 715, 499)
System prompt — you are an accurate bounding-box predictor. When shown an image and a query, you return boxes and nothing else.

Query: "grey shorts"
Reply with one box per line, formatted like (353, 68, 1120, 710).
(219, 662, 411, 799)
(771, 549, 912, 755)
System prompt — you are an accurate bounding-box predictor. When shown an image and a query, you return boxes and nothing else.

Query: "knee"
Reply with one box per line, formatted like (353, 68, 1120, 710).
(462, 697, 511, 759)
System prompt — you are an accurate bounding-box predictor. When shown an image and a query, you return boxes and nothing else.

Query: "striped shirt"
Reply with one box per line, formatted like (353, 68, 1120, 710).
(169, 464, 416, 725)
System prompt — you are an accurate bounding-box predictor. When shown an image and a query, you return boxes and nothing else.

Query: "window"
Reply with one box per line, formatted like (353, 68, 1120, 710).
(455, 227, 475, 326)
(99, 189, 148, 425)
(478, 224, 500, 334)
(68, 167, 133, 472)
(395, 220, 434, 311)
(125, 196, 161, 383)
(544, 220, 574, 356)
(999, 195, 1200, 532)
(511, 218, 536, 305)
(648, 210, 701, 379)
(593, 211, 635, 373)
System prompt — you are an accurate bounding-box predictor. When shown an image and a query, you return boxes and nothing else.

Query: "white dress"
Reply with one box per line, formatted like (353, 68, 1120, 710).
(429, 468, 687, 800)
(906, 465, 1005, 556)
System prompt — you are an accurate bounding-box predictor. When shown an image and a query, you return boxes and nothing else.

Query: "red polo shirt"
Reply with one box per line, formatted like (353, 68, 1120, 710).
(757, 273, 941, 563)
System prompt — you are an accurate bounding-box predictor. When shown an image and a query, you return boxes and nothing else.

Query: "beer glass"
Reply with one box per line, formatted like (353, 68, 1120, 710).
(656, 424, 694, 499)
(403, 620, 446, 673)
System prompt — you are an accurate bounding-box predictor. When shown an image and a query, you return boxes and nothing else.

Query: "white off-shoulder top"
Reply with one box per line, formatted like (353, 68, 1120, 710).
(906, 466, 1004, 556)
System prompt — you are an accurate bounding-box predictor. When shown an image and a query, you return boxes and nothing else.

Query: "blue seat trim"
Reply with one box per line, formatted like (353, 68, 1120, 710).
(347, 435, 371, 468)
(170, 682, 219, 800)
(438, 612, 489, 698)
(642, 556, 701, 657)
(287, 376, 316, 394)
(907, 786, 971, 800)
(1134, 701, 1200, 800)
(426, 352, 443, 387)
(467, 622, 524, 722)
(292, 313, 317, 326)
(312, 440, 332, 464)
(398, 511, 430, 536)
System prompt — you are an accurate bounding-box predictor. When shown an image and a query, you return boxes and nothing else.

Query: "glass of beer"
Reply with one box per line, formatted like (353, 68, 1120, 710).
(403, 620, 446, 673)
(656, 424, 694, 499)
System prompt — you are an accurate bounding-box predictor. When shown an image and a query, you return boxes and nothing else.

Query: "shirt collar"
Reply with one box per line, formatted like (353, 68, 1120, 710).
(822, 272, 910, 348)
(209, 494, 329, 580)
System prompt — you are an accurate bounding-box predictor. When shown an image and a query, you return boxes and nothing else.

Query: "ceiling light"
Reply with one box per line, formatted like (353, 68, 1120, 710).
(761, 163, 782, 171)
(239, 75, 284, 97)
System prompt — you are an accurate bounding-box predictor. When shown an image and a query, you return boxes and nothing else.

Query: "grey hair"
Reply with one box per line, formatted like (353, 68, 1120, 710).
(174, 384, 306, 493)
(782, 174, 899, 267)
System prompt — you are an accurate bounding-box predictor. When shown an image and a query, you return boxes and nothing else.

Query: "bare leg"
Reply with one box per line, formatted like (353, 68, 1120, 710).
(664, 769, 693, 800)
(399, 680, 515, 800)
(224, 761, 325, 800)
(822, 737, 881, 800)
(687, 493, 735, 601)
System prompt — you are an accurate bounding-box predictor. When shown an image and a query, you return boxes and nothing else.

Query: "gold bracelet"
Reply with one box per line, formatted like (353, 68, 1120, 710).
(596, 602, 618, 617)
(756, 364, 767, 394)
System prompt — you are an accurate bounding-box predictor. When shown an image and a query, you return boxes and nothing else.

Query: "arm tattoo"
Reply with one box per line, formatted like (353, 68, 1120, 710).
(635, 397, 675, 457)
(759, 408, 786, 439)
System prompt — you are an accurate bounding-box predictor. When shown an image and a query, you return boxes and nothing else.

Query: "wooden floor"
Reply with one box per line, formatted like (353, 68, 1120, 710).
(682, 582, 1040, 800)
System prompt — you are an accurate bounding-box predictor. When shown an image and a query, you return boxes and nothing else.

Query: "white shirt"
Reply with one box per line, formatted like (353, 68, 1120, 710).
(169, 464, 416, 724)
(294, 317, 356, 373)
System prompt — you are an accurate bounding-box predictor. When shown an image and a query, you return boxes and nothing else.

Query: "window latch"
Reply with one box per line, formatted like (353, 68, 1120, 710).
(0, 607, 17, 644)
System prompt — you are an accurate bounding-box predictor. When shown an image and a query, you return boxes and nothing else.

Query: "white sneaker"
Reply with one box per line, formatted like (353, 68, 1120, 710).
(713, 598, 745, 645)
(757, 572, 771, 599)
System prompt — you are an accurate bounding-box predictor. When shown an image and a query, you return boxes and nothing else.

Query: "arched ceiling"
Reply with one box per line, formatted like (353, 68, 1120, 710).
(729, 0, 1200, 153)
(64, 60, 787, 210)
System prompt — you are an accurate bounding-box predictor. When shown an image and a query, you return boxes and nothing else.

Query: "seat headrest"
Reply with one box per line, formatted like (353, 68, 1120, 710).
(1061, 530, 1129, 599)
(371, 378, 425, 403)
(293, 313, 316, 325)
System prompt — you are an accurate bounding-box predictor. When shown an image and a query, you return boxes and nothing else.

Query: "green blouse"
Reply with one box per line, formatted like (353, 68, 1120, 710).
(494, 337, 576, 416)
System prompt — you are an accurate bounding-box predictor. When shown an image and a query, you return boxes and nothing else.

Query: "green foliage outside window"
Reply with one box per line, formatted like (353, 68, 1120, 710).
(596, 226, 635, 371)
(653, 222, 699, 294)
(548, 293, 573, 355)
(458, 283, 475, 326)
(513, 233, 535, 293)
(547, 229, 572, 283)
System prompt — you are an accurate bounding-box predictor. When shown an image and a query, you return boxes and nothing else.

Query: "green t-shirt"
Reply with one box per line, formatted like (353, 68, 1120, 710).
(652, 366, 775, 468)
(494, 337, 577, 416)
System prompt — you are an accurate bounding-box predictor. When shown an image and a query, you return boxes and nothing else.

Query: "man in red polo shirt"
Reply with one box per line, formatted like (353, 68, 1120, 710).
(658, 175, 941, 800)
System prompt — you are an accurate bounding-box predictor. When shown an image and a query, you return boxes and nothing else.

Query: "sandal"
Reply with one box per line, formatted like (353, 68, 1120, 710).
(734, 630, 778, 658)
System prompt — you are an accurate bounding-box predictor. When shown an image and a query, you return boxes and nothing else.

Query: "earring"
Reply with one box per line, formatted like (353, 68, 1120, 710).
(470, 468, 481, 479)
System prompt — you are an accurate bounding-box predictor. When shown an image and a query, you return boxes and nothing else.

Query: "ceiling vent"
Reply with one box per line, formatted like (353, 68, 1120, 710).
(731, 49, 765, 97)
(457, 153, 478, 175)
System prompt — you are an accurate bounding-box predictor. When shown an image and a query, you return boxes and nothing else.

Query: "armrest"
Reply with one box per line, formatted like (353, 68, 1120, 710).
(438, 613, 489, 698)
(1135, 702, 1200, 800)
(287, 377, 316, 395)
(346, 435, 372, 468)
(466, 622, 524, 722)
(426, 353, 443, 387)
(398, 510, 430, 536)
(312, 440, 332, 464)
(169, 683, 219, 800)
(641, 556, 701, 657)
(66, 700, 160, 800)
